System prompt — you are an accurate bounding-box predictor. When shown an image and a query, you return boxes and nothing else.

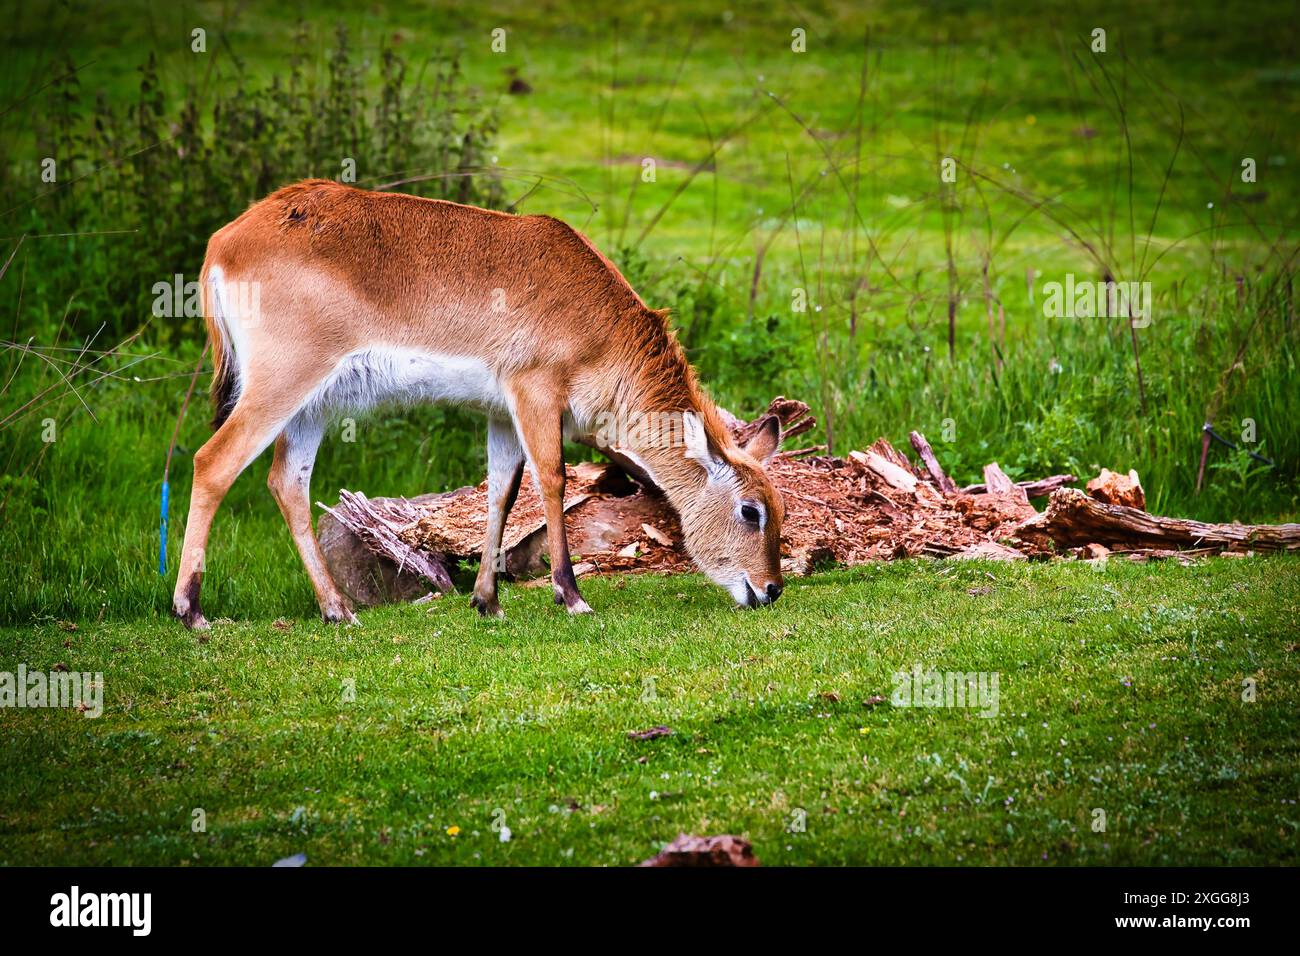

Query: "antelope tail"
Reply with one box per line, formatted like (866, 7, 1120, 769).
(201, 259, 239, 430)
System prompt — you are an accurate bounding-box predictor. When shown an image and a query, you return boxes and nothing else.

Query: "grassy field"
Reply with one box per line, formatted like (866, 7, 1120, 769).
(2, 558, 1298, 866)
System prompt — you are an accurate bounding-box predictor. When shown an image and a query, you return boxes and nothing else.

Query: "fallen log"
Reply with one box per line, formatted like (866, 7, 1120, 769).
(317, 426, 1042, 604)
(314, 397, 1297, 606)
(1016, 487, 1300, 553)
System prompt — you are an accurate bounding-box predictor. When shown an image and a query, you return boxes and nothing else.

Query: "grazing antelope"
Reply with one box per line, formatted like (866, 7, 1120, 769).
(172, 179, 785, 628)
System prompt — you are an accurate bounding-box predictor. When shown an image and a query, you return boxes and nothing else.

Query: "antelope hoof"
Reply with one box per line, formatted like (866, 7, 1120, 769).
(174, 604, 210, 632)
(470, 594, 505, 619)
(566, 598, 594, 615)
(322, 600, 358, 625)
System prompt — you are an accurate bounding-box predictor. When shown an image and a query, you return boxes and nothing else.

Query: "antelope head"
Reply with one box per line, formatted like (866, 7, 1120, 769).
(677, 412, 786, 607)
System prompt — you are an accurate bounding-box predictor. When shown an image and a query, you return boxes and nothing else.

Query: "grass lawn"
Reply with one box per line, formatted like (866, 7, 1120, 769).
(2, 557, 1297, 866)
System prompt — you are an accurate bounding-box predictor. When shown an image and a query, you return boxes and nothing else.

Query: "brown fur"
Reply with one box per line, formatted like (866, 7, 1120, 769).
(175, 180, 785, 626)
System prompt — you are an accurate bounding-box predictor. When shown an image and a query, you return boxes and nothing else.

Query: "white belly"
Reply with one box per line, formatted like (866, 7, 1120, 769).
(303, 346, 508, 417)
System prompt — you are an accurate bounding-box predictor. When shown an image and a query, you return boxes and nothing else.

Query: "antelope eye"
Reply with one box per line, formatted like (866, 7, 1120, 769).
(740, 504, 761, 524)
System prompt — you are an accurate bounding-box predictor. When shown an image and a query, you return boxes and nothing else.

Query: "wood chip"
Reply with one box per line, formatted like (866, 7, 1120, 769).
(641, 523, 673, 547)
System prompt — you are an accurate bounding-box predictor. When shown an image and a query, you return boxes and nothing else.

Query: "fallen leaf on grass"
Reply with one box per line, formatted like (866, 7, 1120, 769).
(628, 725, 673, 741)
(862, 695, 887, 708)
(637, 833, 759, 867)
(272, 618, 294, 632)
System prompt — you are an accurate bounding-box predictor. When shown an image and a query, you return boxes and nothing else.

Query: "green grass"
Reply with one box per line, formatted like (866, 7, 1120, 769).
(2, 558, 1297, 866)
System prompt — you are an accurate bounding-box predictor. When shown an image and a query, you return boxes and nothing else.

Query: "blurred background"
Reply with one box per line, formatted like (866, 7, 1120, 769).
(1, 0, 1297, 621)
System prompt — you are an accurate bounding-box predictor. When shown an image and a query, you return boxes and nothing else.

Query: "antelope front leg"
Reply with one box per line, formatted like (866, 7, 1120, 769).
(471, 416, 525, 618)
(508, 381, 592, 614)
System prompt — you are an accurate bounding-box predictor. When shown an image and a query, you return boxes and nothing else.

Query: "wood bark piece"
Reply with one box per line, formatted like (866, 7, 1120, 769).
(909, 431, 957, 494)
(729, 396, 816, 447)
(642, 523, 673, 547)
(849, 449, 918, 492)
(1016, 488, 1300, 553)
(982, 462, 1030, 509)
(982, 462, 1015, 494)
(1086, 468, 1146, 511)
(319, 490, 459, 596)
(869, 438, 916, 474)
(952, 540, 1027, 561)
(318, 509, 440, 606)
(961, 474, 1076, 498)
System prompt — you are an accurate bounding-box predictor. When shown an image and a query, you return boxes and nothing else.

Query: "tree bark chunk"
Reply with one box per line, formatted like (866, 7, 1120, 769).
(909, 431, 958, 494)
(982, 462, 1015, 494)
(961, 474, 1076, 498)
(849, 449, 918, 492)
(1086, 468, 1146, 511)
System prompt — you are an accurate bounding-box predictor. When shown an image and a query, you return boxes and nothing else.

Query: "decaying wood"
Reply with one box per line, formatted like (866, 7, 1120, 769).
(982, 462, 1015, 494)
(961, 474, 1077, 498)
(849, 449, 918, 493)
(319, 490, 457, 594)
(909, 431, 957, 494)
(1085, 467, 1146, 511)
(729, 396, 815, 447)
(317, 399, 1297, 601)
(320, 428, 1042, 596)
(1016, 488, 1300, 553)
(318, 509, 441, 606)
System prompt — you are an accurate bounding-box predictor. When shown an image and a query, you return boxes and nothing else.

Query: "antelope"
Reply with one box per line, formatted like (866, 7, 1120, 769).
(172, 179, 786, 629)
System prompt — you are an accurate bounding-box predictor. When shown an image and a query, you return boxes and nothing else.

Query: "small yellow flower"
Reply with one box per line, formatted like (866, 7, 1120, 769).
(1026, 114, 1037, 126)
(446, 825, 460, 836)
(859, 727, 871, 735)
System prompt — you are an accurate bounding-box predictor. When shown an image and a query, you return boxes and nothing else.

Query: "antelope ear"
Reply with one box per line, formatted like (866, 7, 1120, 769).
(682, 411, 731, 482)
(743, 415, 782, 465)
